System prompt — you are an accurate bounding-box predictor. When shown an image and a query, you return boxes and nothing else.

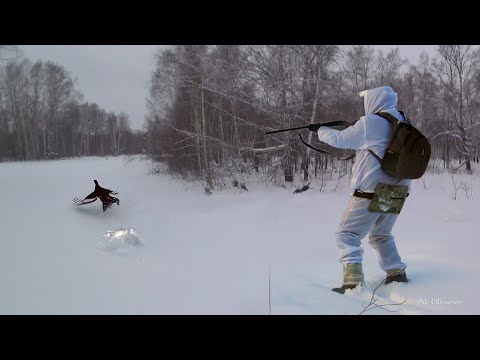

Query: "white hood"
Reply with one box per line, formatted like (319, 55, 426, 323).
(360, 86, 398, 115)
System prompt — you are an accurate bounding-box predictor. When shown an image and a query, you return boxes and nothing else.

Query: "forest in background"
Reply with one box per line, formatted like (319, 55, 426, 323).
(2, 45, 479, 190)
(145, 45, 480, 188)
(0, 46, 144, 161)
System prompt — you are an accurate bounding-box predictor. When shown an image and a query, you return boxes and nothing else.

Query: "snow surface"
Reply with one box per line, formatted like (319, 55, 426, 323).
(0, 156, 478, 314)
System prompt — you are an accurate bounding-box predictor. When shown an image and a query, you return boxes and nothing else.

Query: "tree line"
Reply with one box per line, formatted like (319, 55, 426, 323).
(3, 45, 479, 187)
(145, 45, 480, 189)
(0, 46, 145, 161)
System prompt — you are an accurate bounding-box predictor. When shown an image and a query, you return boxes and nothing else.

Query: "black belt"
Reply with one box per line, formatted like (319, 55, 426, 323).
(353, 190, 374, 199)
(353, 189, 410, 199)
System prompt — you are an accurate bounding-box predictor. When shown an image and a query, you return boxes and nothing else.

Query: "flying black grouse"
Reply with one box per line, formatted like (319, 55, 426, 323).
(73, 180, 120, 212)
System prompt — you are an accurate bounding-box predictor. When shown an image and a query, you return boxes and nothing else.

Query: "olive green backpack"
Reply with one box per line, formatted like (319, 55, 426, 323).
(369, 111, 431, 179)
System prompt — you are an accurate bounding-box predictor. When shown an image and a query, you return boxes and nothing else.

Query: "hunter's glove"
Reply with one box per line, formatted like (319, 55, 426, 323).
(308, 123, 322, 133)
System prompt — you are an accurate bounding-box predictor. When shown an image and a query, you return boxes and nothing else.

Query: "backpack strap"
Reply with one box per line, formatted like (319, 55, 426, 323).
(398, 110, 410, 124)
(375, 111, 400, 125)
(376, 110, 410, 124)
(368, 111, 406, 164)
(368, 149, 383, 163)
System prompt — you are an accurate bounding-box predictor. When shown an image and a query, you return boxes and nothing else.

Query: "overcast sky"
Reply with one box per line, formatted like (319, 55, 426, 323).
(20, 45, 437, 130)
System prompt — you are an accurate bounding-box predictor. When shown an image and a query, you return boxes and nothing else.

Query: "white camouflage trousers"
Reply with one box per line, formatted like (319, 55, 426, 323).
(335, 196, 406, 272)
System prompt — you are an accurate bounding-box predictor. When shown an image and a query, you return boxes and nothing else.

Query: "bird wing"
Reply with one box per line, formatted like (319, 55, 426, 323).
(98, 186, 118, 195)
(73, 191, 98, 206)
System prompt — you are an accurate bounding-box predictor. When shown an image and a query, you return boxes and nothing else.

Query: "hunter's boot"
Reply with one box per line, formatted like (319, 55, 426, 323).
(385, 268, 408, 285)
(332, 263, 365, 294)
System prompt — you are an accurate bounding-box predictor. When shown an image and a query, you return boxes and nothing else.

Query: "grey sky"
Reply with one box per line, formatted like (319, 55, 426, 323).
(373, 45, 437, 62)
(21, 45, 165, 130)
(20, 45, 438, 130)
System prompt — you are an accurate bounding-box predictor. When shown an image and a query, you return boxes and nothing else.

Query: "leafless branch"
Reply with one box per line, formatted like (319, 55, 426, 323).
(358, 268, 408, 315)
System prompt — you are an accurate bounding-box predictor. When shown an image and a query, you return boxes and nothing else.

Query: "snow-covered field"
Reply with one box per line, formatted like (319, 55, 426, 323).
(0, 156, 478, 314)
